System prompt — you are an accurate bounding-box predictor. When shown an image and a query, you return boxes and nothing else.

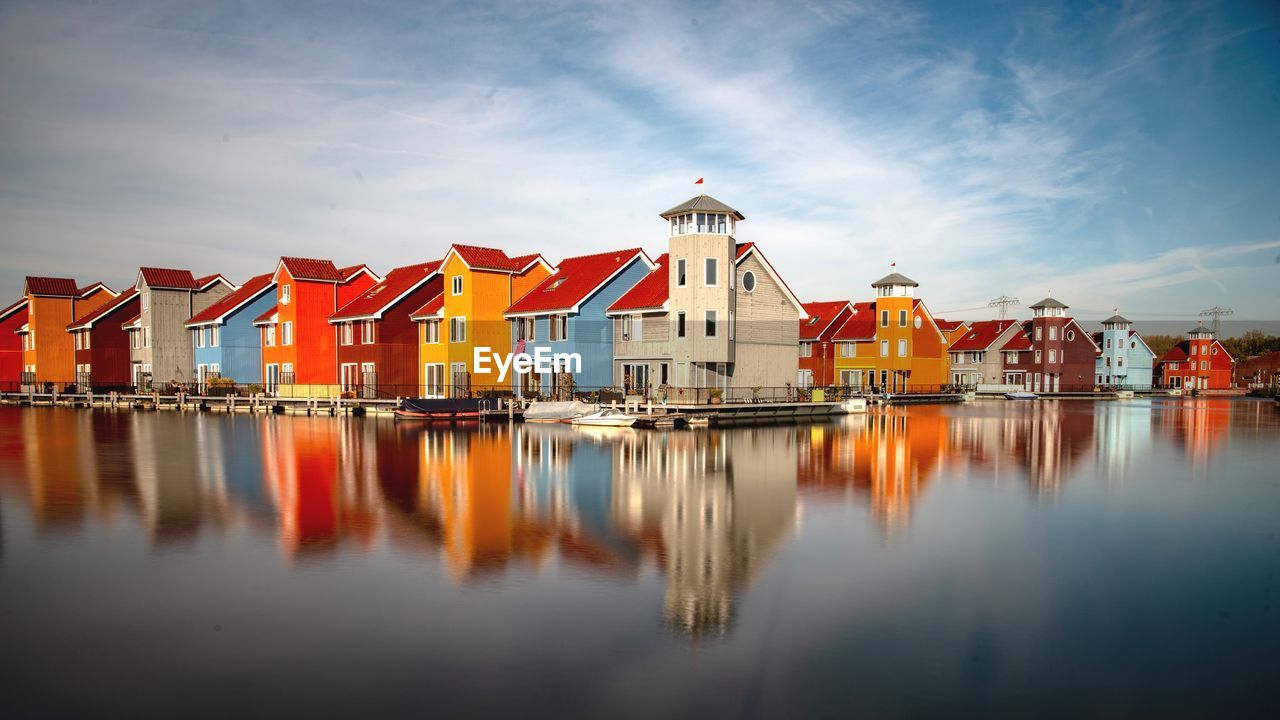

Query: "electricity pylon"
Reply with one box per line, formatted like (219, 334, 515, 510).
(988, 295, 1020, 320)
(1199, 306, 1233, 335)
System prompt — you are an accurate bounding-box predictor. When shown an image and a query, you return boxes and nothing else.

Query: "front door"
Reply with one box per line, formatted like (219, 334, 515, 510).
(265, 364, 279, 393)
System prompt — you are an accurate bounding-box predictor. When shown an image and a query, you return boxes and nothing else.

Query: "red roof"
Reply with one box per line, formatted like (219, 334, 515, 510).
(25, 276, 79, 297)
(252, 305, 279, 325)
(280, 257, 342, 282)
(0, 297, 27, 321)
(799, 301, 851, 341)
(735, 242, 754, 259)
(339, 264, 380, 282)
(1159, 342, 1189, 363)
(186, 274, 275, 327)
(1001, 322, 1034, 351)
(508, 254, 544, 272)
(936, 319, 965, 332)
(409, 292, 445, 321)
(78, 282, 116, 298)
(331, 261, 441, 321)
(449, 244, 545, 272)
(608, 254, 669, 312)
(68, 288, 138, 330)
(195, 273, 233, 290)
(832, 302, 876, 341)
(950, 320, 1019, 352)
(506, 248, 647, 315)
(139, 267, 198, 289)
(120, 313, 141, 329)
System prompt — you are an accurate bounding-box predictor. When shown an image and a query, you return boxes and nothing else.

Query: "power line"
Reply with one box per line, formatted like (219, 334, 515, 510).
(1200, 306, 1234, 335)
(987, 295, 1020, 320)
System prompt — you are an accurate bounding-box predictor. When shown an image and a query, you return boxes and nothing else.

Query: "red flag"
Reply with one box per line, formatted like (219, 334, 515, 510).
(694, 178, 704, 184)
(890, 262, 896, 268)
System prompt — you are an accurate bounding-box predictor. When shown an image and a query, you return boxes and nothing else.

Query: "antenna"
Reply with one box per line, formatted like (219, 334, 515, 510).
(1199, 306, 1233, 335)
(988, 295, 1020, 320)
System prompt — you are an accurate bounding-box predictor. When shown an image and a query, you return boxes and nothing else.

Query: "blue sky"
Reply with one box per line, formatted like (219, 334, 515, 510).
(1, 0, 1277, 321)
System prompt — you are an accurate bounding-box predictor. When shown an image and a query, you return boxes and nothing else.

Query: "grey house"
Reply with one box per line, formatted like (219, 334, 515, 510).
(126, 268, 235, 388)
(946, 319, 1025, 387)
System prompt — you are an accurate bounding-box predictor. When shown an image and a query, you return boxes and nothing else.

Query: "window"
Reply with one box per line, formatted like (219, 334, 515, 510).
(676, 312, 686, 338)
(195, 328, 205, 348)
(728, 310, 734, 340)
(1035, 350, 1042, 363)
(676, 259, 687, 287)
(451, 275, 463, 296)
(1191, 345, 1198, 355)
(1200, 360, 1207, 371)
(1049, 326, 1058, 341)
(704, 310, 717, 338)
(281, 285, 291, 305)
(880, 340, 889, 357)
(141, 293, 149, 311)
(1049, 349, 1056, 362)
(881, 310, 889, 327)
(422, 320, 440, 344)
(899, 309, 907, 327)
(742, 271, 756, 293)
(361, 320, 375, 344)
(1118, 357, 1125, 367)
(914, 316, 922, 330)
(621, 314, 642, 342)
(799, 342, 812, 358)
(1067, 330, 1075, 341)
(550, 314, 567, 342)
(897, 339, 907, 357)
(265, 326, 276, 346)
(704, 258, 718, 287)
(340, 323, 353, 345)
(211, 326, 219, 347)
(1106, 338, 1112, 349)
(143, 326, 150, 348)
(281, 321, 293, 346)
(450, 317, 466, 343)
(1212, 346, 1219, 355)
(1035, 326, 1042, 341)
(1007, 352, 1018, 365)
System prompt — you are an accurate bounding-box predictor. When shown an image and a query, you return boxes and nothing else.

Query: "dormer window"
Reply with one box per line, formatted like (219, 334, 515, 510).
(281, 285, 291, 305)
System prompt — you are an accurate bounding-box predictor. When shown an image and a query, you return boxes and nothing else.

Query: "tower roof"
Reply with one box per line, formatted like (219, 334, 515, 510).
(1188, 325, 1215, 335)
(1102, 313, 1130, 325)
(1029, 297, 1068, 309)
(870, 272, 918, 288)
(659, 194, 744, 221)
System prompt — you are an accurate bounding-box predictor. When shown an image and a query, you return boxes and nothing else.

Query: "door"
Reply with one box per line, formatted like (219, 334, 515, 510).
(361, 362, 376, 398)
(423, 364, 445, 398)
(797, 369, 813, 388)
(197, 364, 208, 393)
(266, 364, 279, 393)
(450, 362, 469, 398)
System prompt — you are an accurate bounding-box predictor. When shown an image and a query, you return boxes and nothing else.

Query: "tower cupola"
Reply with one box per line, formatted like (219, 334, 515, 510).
(660, 194, 744, 237)
(1029, 296, 1068, 318)
(870, 271, 918, 298)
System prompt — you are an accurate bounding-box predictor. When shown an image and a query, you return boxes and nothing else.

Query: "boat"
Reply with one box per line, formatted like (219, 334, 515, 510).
(523, 400, 597, 423)
(838, 397, 868, 414)
(1005, 391, 1038, 400)
(570, 408, 638, 427)
(394, 398, 484, 420)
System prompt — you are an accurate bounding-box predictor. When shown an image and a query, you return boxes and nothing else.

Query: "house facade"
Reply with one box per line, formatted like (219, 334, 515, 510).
(504, 248, 653, 397)
(1001, 297, 1098, 392)
(0, 298, 27, 391)
(414, 245, 550, 397)
(184, 273, 277, 387)
(1092, 313, 1154, 388)
(66, 288, 140, 390)
(258, 258, 381, 395)
(1234, 350, 1280, 390)
(605, 253, 673, 396)
(19, 277, 116, 388)
(797, 301, 853, 389)
(330, 261, 442, 399)
(1155, 325, 1233, 391)
(830, 273, 951, 392)
(127, 269, 235, 389)
(946, 320, 1024, 387)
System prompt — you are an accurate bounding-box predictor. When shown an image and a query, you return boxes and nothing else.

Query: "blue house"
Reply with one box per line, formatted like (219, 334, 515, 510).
(504, 248, 654, 396)
(1093, 312, 1154, 388)
(184, 273, 276, 386)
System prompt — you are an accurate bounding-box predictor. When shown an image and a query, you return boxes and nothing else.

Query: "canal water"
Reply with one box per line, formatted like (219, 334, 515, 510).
(1, 399, 1277, 718)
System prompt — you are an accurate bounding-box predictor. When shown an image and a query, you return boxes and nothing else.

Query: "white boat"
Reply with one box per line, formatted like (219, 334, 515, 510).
(570, 408, 638, 427)
(838, 397, 868, 414)
(1005, 391, 1038, 400)
(523, 400, 597, 423)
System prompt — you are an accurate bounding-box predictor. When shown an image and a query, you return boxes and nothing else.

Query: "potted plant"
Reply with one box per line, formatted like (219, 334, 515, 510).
(708, 388, 723, 404)
(751, 385, 761, 403)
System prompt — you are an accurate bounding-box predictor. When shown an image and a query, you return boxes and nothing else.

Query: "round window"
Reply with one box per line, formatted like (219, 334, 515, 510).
(742, 271, 757, 293)
(913, 316, 922, 329)
(1067, 330, 1075, 341)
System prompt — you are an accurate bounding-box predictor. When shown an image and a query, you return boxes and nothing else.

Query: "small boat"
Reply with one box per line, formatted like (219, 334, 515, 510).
(523, 400, 597, 423)
(395, 398, 484, 420)
(838, 397, 868, 414)
(570, 408, 638, 427)
(1005, 391, 1038, 400)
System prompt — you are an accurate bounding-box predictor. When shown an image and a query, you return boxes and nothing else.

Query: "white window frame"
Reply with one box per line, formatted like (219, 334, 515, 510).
(450, 316, 467, 343)
(676, 258, 687, 288)
(361, 320, 375, 344)
(280, 284, 291, 305)
(451, 275, 463, 296)
(704, 309, 717, 338)
(340, 322, 354, 346)
(897, 339, 907, 357)
(422, 320, 440, 344)
(880, 339, 889, 357)
(799, 342, 812, 358)
(265, 326, 276, 347)
(210, 325, 219, 347)
(282, 321, 293, 346)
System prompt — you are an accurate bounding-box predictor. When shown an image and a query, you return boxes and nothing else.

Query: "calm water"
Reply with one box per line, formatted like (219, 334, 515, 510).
(1, 399, 1278, 718)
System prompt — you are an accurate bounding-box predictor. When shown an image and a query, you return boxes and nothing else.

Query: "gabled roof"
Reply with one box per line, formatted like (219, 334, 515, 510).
(331, 261, 441, 322)
(139, 267, 199, 290)
(1158, 342, 1189, 363)
(832, 302, 876, 341)
(607, 254, 669, 314)
(68, 288, 138, 330)
(186, 274, 276, 327)
(409, 292, 445, 321)
(0, 297, 27, 321)
(735, 242, 807, 318)
(25, 276, 79, 297)
(279, 257, 342, 282)
(195, 273, 236, 291)
(871, 272, 918, 288)
(949, 319, 1019, 352)
(799, 301, 852, 341)
(121, 313, 141, 330)
(1029, 297, 1068, 309)
(252, 306, 279, 326)
(506, 249, 652, 316)
(78, 282, 118, 298)
(445, 244, 550, 274)
(339, 264, 382, 284)
(1001, 322, 1034, 351)
(935, 319, 966, 333)
(659, 194, 745, 221)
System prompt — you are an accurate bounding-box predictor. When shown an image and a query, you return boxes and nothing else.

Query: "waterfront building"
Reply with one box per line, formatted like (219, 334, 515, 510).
(18, 277, 117, 388)
(1154, 324, 1234, 391)
(184, 273, 277, 387)
(66, 288, 140, 390)
(936, 319, 971, 347)
(125, 268, 236, 389)
(412, 245, 551, 397)
(999, 297, 1098, 392)
(1233, 350, 1280, 390)
(946, 319, 1024, 387)
(607, 195, 805, 400)
(797, 301, 854, 389)
(330, 261, 443, 398)
(830, 272, 951, 392)
(504, 248, 654, 397)
(256, 258, 381, 395)
(1091, 312, 1155, 388)
(0, 297, 28, 391)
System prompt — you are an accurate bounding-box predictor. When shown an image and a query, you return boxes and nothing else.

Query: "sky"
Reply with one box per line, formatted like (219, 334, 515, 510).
(1, 0, 1278, 323)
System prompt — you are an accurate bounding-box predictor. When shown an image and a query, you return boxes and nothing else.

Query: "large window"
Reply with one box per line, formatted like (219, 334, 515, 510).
(282, 321, 293, 346)
(450, 317, 466, 343)
(361, 320, 375, 344)
(422, 320, 440, 344)
(704, 310, 717, 338)
(799, 342, 812, 358)
(515, 317, 534, 342)
(621, 314, 643, 342)
(549, 314, 567, 341)
(340, 322, 353, 345)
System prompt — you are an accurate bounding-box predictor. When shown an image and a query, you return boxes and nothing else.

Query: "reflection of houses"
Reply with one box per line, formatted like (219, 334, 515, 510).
(609, 429, 797, 636)
(129, 412, 212, 544)
(1155, 399, 1231, 470)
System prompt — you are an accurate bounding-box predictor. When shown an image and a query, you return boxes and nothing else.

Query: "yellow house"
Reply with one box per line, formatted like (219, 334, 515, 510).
(830, 272, 951, 392)
(411, 245, 550, 396)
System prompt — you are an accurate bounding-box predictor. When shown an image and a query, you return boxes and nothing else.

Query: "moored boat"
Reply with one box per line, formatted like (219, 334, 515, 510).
(1005, 391, 1038, 400)
(394, 398, 484, 420)
(570, 408, 638, 427)
(523, 400, 597, 423)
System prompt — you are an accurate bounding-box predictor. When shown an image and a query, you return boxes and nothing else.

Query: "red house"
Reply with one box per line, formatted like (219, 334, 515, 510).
(65, 288, 141, 390)
(1, 297, 28, 391)
(1234, 350, 1280, 390)
(798, 301, 852, 388)
(1155, 325, 1234, 391)
(258, 257, 381, 394)
(329, 260, 443, 399)
(1002, 297, 1098, 392)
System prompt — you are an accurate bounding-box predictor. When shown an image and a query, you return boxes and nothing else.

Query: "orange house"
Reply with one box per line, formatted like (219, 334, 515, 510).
(18, 277, 117, 388)
(256, 258, 380, 395)
(830, 272, 951, 392)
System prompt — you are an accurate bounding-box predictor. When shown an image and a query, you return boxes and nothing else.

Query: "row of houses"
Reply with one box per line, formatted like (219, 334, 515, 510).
(0, 193, 1241, 397)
